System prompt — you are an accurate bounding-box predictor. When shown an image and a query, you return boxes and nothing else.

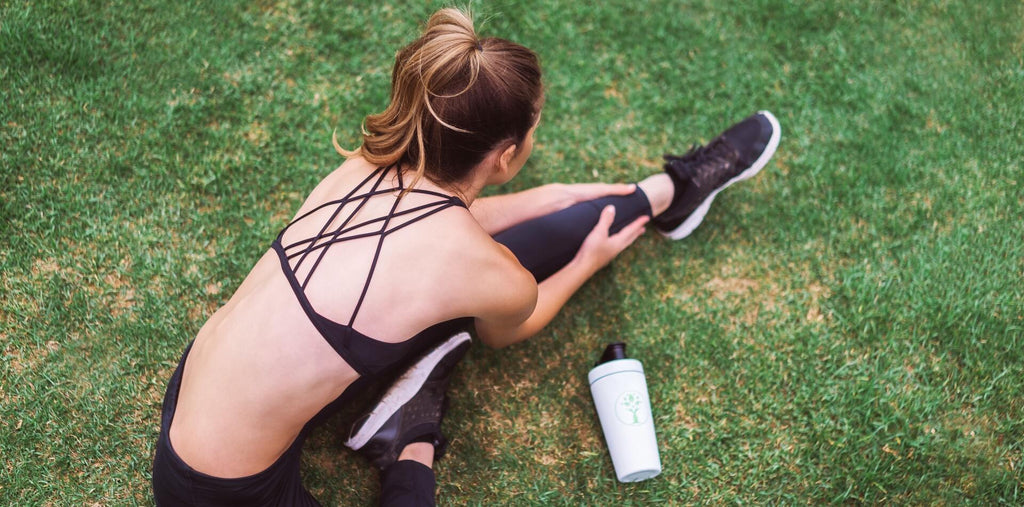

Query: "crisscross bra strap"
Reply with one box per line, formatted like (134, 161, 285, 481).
(275, 165, 466, 326)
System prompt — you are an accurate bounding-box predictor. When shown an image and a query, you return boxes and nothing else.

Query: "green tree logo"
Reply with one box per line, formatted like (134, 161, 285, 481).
(615, 391, 646, 425)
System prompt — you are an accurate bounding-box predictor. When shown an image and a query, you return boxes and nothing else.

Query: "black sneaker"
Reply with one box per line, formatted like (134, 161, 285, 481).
(654, 110, 781, 239)
(344, 332, 471, 469)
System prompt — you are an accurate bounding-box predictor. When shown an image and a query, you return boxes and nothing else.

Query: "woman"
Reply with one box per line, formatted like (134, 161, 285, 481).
(151, 8, 780, 506)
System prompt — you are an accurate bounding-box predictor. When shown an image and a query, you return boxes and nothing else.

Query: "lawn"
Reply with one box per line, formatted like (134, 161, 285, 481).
(2, 0, 1022, 504)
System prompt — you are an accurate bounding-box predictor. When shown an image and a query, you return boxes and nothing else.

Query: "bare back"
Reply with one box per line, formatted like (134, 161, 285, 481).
(168, 157, 524, 477)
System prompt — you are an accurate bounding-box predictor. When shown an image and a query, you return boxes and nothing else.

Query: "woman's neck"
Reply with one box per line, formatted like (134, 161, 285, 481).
(413, 168, 488, 207)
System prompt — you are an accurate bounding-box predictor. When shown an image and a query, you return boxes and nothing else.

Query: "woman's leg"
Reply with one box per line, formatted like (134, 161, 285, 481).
(492, 110, 781, 277)
(493, 173, 672, 282)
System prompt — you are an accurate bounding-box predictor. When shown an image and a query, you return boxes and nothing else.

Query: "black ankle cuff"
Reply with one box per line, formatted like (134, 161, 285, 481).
(631, 184, 655, 219)
(662, 162, 687, 206)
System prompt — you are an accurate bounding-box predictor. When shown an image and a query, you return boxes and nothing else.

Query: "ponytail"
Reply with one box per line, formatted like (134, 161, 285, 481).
(338, 8, 543, 190)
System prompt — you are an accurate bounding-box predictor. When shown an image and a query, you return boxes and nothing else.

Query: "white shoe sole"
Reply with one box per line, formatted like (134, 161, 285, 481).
(344, 332, 471, 451)
(660, 110, 782, 240)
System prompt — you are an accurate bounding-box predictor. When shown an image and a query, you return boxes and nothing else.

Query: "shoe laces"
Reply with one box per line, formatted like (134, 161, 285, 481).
(663, 138, 739, 189)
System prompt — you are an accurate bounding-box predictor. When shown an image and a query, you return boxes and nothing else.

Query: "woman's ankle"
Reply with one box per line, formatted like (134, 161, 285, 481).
(637, 173, 674, 217)
(397, 441, 435, 468)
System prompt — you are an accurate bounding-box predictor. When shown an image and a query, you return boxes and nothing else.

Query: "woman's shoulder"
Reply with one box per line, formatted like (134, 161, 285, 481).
(439, 219, 537, 307)
(437, 212, 529, 275)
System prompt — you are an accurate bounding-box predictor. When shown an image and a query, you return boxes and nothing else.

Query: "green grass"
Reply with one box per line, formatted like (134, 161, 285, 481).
(2, 0, 1022, 504)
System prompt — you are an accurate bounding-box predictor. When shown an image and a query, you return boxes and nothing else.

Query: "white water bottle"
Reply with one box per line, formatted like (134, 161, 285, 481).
(588, 342, 662, 482)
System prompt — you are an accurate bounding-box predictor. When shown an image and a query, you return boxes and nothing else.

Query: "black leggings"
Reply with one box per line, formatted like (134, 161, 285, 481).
(152, 189, 653, 506)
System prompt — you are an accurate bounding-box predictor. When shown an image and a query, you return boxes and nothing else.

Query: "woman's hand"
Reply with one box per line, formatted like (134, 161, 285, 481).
(574, 205, 649, 274)
(546, 182, 638, 212)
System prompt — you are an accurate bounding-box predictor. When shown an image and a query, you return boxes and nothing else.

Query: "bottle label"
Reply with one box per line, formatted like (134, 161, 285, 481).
(614, 391, 647, 426)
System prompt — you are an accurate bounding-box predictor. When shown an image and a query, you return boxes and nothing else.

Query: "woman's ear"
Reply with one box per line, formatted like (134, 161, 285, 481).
(497, 143, 518, 176)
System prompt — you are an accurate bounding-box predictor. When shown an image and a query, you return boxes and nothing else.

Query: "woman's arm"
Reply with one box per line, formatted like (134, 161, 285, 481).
(470, 182, 637, 235)
(475, 206, 649, 348)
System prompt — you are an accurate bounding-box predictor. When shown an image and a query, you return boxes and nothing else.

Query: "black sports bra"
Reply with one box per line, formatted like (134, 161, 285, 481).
(271, 165, 471, 378)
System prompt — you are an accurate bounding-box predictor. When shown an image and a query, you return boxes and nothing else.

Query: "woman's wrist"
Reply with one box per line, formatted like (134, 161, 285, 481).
(567, 250, 602, 279)
(534, 183, 570, 215)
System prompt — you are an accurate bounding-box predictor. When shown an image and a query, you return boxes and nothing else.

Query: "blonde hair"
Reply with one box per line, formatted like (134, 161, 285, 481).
(336, 8, 543, 189)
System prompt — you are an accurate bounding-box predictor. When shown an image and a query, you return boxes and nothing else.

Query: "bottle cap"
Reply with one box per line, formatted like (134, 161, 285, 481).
(597, 342, 627, 365)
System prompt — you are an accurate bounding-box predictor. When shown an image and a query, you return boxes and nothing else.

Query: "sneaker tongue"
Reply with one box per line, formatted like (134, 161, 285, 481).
(687, 143, 737, 188)
(693, 158, 730, 189)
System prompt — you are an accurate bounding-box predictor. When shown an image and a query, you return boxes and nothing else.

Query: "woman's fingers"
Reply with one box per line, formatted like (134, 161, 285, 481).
(598, 183, 630, 195)
(595, 205, 616, 234)
(571, 183, 637, 202)
(611, 215, 649, 248)
(578, 207, 648, 272)
(581, 206, 616, 249)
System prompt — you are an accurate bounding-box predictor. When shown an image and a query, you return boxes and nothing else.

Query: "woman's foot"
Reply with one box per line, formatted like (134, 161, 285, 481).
(653, 111, 781, 239)
(345, 333, 471, 469)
